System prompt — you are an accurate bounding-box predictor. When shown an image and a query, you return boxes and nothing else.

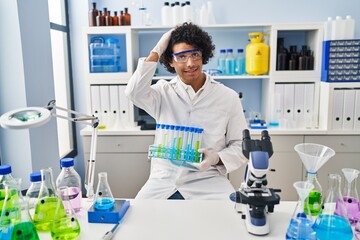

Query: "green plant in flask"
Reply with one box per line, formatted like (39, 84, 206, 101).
(33, 168, 58, 232)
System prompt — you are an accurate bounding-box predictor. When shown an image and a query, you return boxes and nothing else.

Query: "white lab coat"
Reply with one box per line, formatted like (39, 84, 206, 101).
(125, 58, 248, 200)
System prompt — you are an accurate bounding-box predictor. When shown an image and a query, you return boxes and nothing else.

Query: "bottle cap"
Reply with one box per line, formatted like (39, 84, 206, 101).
(220, 49, 226, 53)
(60, 158, 75, 168)
(30, 172, 42, 182)
(227, 49, 233, 52)
(237, 49, 244, 53)
(0, 165, 12, 175)
(164, 2, 170, 6)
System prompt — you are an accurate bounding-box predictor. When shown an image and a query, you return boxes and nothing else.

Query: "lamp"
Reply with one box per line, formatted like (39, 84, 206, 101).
(0, 100, 99, 200)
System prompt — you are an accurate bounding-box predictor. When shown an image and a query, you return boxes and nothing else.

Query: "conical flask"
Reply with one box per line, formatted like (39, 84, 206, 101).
(0, 178, 39, 240)
(286, 181, 316, 239)
(312, 173, 353, 240)
(50, 187, 80, 240)
(294, 143, 335, 216)
(33, 168, 60, 232)
(339, 168, 360, 225)
(94, 172, 115, 210)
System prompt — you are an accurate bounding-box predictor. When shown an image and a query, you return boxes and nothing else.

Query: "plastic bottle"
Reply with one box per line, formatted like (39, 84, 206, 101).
(26, 172, 42, 219)
(331, 16, 346, 40)
(246, 32, 269, 75)
(217, 49, 226, 75)
(0, 165, 16, 216)
(88, 2, 98, 27)
(199, 4, 208, 25)
(344, 15, 355, 39)
(173, 2, 182, 25)
(324, 17, 332, 41)
(235, 49, 246, 75)
(161, 2, 171, 26)
(207, 1, 216, 25)
(183, 1, 193, 23)
(225, 49, 235, 75)
(139, 7, 147, 26)
(56, 158, 82, 213)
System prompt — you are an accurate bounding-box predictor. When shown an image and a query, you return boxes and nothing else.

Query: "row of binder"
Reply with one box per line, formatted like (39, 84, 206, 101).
(332, 88, 360, 130)
(273, 83, 315, 129)
(90, 85, 135, 129)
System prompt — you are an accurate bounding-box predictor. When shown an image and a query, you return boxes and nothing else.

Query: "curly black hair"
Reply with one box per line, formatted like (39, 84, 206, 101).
(159, 22, 215, 74)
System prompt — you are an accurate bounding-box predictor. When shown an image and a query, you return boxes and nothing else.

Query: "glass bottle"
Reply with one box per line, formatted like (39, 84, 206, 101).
(0, 178, 40, 240)
(96, 11, 105, 26)
(234, 49, 246, 75)
(276, 37, 289, 70)
(88, 2, 98, 27)
(304, 172, 323, 216)
(26, 172, 42, 220)
(312, 174, 353, 240)
(119, 10, 124, 26)
(94, 172, 115, 211)
(56, 158, 82, 213)
(225, 49, 235, 75)
(338, 168, 360, 225)
(0, 165, 16, 218)
(217, 49, 226, 75)
(286, 181, 316, 239)
(33, 168, 59, 232)
(0, 179, 39, 240)
(124, 8, 131, 26)
(105, 10, 113, 26)
(50, 187, 80, 240)
(113, 11, 119, 26)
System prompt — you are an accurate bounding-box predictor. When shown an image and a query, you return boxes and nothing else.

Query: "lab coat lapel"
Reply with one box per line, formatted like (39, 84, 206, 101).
(169, 77, 192, 105)
(192, 75, 216, 105)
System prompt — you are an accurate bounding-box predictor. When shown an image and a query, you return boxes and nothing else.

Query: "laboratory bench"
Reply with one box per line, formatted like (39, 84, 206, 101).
(81, 128, 360, 201)
(39, 199, 297, 240)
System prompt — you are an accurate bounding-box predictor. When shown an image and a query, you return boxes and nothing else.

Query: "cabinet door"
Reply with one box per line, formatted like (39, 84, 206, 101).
(229, 135, 304, 201)
(304, 135, 360, 194)
(84, 153, 151, 198)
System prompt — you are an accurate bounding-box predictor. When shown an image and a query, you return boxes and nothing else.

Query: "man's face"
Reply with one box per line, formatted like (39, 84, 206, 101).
(170, 42, 204, 86)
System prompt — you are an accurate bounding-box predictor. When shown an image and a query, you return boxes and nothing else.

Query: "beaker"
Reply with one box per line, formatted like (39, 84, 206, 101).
(33, 168, 60, 232)
(338, 168, 360, 225)
(286, 181, 316, 239)
(94, 172, 115, 211)
(50, 187, 80, 240)
(294, 143, 335, 216)
(312, 173, 353, 240)
(0, 178, 39, 240)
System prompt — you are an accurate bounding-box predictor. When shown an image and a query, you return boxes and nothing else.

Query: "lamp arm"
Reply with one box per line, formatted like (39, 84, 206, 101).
(47, 100, 99, 200)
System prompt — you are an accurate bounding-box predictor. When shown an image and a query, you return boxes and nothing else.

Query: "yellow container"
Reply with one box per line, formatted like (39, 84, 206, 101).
(246, 32, 269, 75)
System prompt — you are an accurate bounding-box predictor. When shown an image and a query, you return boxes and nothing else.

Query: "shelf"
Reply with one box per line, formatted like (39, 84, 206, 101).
(152, 75, 270, 81)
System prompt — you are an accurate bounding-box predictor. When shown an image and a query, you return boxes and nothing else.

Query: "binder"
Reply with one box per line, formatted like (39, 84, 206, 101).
(304, 83, 315, 129)
(332, 89, 344, 130)
(90, 85, 101, 119)
(100, 85, 110, 129)
(109, 85, 120, 129)
(342, 89, 356, 130)
(294, 84, 305, 128)
(354, 89, 360, 130)
(118, 85, 130, 128)
(283, 84, 295, 127)
(274, 84, 284, 126)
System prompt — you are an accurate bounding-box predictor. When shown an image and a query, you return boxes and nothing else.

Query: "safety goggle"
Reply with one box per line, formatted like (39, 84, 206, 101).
(172, 49, 202, 63)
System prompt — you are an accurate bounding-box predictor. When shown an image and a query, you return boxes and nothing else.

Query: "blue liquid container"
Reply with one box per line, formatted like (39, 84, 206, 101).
(225, 49, 235, 75)
(217, 49, 226, 75)
(235, 49, 246, 75)
(94, 198, 115, 211)
(286, 216, 316, 240)
(89, 37, 121, 73)
(312, 214, 353, 240)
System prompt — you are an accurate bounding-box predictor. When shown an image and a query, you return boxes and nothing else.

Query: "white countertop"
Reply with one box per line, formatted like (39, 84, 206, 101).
(39, 199, 296, 240)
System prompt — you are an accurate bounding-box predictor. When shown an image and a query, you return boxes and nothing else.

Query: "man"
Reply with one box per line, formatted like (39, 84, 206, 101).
(125, 22, 247, 200)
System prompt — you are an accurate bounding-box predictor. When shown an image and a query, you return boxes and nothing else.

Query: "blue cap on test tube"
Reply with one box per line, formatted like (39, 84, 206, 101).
(161, 124, 166, 129)
(170, 125, 175, 130)
(175, 125, 181, 131)
(156, 123, 160, 129)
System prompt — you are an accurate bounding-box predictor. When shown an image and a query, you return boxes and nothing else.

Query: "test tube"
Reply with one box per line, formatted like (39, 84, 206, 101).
(172, 125, 181, 160)
(186, 127, 195, 161)
(166, 125, 175, 159)
(156, 124, 165, 157)
(176, 126, 185, 160)
(162, 124, 170, 158)
(154, 123, 161, 145)
(194, 128, 204, 162)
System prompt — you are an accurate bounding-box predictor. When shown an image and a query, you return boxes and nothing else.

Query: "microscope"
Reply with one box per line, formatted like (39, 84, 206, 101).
(230, 129, 281, 236)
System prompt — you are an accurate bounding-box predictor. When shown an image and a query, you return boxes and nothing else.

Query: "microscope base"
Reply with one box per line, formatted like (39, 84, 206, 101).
(243, 204, 270, 236)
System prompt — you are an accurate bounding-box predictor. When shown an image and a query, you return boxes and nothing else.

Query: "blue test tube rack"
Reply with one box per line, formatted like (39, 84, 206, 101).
(149, 124, 204, 163)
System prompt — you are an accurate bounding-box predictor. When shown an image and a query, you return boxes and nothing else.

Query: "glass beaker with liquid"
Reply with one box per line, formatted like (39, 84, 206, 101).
(50, 187, 80, 240)
(94, 172, 115, 210)
(286, 181, 316, 240)
(312, 173, 353, 240)
(0, 178, 39, 240)
(33, 168, 62, 232)
(294, 143, 335, 216)
(338, 168, 360, 225)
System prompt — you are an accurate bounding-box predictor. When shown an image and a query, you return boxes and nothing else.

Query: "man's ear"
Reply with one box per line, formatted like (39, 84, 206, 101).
(170, 61, 174, 68)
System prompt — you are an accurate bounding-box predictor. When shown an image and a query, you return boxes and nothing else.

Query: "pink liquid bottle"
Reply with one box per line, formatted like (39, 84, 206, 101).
(56, 158, 82, 212)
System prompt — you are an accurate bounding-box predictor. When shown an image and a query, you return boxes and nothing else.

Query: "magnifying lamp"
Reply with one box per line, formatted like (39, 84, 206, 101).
(0, 100, 99, 200)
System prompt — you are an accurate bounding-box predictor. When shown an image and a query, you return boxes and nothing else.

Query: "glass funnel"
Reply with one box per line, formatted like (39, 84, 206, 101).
(294, 143, 335, 216)
(312, 173, 353, 240)
(339, 168, 360, 225)
(33, 168, 59, 232)
(286, 181, 316, 240)
(0, 178, 39, 240)
(50, 187, 80, 240)
(94, 172, 115, 211)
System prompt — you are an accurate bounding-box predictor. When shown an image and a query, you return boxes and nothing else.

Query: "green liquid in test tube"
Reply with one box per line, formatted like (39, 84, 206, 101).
(176, 126, 184, 160)
(194, 128, 204, 162)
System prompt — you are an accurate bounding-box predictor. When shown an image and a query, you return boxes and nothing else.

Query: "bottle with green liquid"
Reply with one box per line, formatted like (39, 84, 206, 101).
(0, 178, 40, 240)
(0, 165, 17, 218)
(50, 186, 80, 239)
(33, 168, 59, 232)
(304, 172, 323, 216)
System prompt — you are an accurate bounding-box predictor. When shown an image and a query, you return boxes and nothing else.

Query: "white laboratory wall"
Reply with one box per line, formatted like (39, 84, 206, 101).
(0, 0, 60, 188)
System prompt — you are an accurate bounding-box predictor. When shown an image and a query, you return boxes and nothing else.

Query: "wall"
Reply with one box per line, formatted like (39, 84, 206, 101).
(0, 0, 60, 188)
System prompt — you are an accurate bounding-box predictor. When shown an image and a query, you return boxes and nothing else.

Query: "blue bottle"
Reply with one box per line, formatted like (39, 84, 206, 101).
(225, 49, 235, 75)
(235, 49, 246, 75)
(217, 49, 226, 75)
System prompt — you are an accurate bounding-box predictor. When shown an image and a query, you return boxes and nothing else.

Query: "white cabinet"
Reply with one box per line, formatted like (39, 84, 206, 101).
(82, 133, 154, 198)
